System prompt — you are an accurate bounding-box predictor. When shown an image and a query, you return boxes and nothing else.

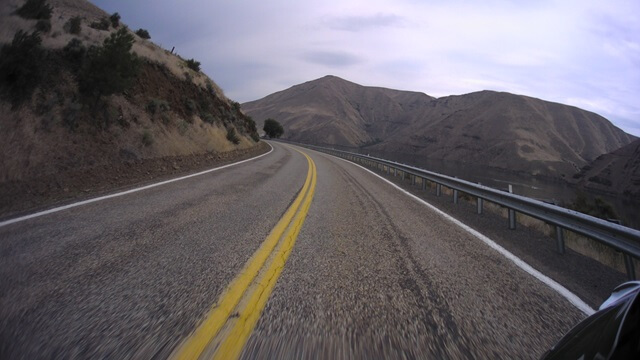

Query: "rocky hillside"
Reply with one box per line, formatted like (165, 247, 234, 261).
(0, 0, 262, 215)
(243, 75, 635, 178)
(573, 139, 640, 200)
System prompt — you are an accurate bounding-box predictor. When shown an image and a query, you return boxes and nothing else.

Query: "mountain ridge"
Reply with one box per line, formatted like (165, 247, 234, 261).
(243, 75, 635, 178)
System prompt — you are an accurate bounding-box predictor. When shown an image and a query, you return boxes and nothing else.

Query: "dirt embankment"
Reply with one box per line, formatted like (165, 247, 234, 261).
(0, 141, 270, 219)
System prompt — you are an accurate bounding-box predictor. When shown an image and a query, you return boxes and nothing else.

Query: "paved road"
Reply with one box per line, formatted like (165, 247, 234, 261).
(1, 142, 588, 359)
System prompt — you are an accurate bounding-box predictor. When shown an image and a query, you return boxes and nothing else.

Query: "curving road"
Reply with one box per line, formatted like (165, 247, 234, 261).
(0, 141, 600, 359)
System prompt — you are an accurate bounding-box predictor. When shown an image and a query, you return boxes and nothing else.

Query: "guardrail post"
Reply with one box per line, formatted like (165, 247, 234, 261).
(422, 178, 426, 191)
(411, 175, 416, 186)
(508, 209, 516, 229)
(624, 254, 636, 280)
(507, 185, 516, 229)
(453, 189, 459, 204)
(297, 144, 640, 274)
(555, 226, 565, 254)
(476, 182, 483, 214)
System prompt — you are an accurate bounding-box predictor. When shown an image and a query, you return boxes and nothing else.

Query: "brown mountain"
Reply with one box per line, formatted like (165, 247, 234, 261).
(573, 139, 640, 199)
(243, 75, 635, 177)
(243, 75, 434, 147)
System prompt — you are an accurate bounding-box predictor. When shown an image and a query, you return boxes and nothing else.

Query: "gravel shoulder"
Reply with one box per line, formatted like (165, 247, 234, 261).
(0, 141, 270, 220)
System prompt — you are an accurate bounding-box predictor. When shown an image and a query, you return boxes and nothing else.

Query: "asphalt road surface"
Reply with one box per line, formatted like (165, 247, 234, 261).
(1, 142, 593, 359)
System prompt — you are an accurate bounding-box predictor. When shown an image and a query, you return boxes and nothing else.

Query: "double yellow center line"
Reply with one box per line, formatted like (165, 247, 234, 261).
(173, 148, 317, 360)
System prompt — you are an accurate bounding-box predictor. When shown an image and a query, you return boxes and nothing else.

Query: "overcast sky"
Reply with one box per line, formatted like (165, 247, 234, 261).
(91, 0, 640, 136)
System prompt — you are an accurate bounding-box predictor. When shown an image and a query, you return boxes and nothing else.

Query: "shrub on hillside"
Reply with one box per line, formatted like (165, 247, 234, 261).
(63, 38, 85, 63)
(90, 17, 110, 31)
(185, 58, 200, 72)
(205, 80, 214, 94)
(0, 30, 44, 106)
(263, 118, 284, 138)
(35, 19, 51, 33)
(79, 27, 139, 105)
(202, 113, 215, 124)
(184, 98, 198, 115)
(135, 28, 150, 39)
(226, 127, 240, 144)
(245, 116, 259, 142)
(146, 98, 170, 115)
(178, 119, 189, 135)
(142, 130, 153, 146)
(16, 0, 52, 20)
(109, 12, 120, 28)
(64, 16, 82, 34)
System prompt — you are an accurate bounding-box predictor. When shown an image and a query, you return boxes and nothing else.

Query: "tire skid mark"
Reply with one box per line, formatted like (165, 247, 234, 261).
(331, 163, 474, 358)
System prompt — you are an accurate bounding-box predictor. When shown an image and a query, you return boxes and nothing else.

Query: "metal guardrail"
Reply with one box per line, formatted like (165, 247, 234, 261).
(293, 142, 640, 280)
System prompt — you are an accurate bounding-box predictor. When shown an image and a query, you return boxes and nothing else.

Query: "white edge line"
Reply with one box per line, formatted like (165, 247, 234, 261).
(313, 149, 595, 316)
(0, 143, 274, 228)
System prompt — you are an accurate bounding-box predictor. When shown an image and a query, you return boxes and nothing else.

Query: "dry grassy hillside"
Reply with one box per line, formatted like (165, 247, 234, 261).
(243, 76, 634, 179)
(375, 90, 634, 177)
(243, 75, 434, 146)
(573, 139, 640, 199)
(0, 0, 262, 214)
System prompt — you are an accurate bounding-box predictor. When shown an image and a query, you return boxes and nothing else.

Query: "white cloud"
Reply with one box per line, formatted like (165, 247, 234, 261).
(91, 0, 640, 136)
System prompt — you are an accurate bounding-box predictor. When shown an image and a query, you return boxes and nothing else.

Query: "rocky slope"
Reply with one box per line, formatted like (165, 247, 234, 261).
(0, 0, 262, 214)
(243, 75, 635, 178)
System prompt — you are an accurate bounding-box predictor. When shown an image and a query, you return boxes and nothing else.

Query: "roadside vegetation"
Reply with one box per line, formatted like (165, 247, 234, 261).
(135, 28, 151, 39)
(64, 16, 82, 34)
(185, 58, 201, 72)
(263, 118, 284, 138)
(1, 0, 260, 143)
(15, 0, 51, 20)
(0, 30, 45, 106)
(79, 28, 140, 109)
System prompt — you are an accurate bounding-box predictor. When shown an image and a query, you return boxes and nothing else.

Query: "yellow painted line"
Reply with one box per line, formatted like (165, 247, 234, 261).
(213, 151, 316, 359)
(172, 147, 316, 360)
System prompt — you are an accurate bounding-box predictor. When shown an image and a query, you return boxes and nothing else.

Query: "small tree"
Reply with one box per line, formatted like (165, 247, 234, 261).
(0, 30, 44, 105)
(90, 17, 110, 31)
(109, 12, 120, 28)
(135, 28, 150, 39)
(16, 0, 52, 20)
(64, 16, 82, 34)
(185, 58, 200, 72)
(226, 127, 240, 144)
(79, 27, 139, 107)
(263, 118, 284, 138)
